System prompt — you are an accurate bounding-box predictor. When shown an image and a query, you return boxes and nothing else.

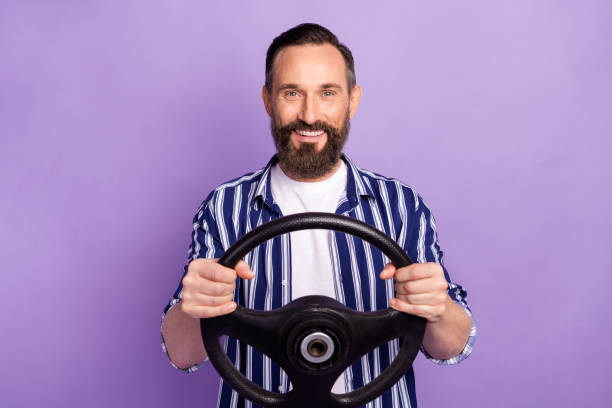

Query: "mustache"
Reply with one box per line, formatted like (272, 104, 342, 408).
(279, 120, 338, 134)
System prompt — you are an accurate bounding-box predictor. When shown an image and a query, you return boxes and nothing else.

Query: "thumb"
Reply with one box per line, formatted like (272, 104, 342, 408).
(235, 260, 255, 280)
(379, 262, 396, 280)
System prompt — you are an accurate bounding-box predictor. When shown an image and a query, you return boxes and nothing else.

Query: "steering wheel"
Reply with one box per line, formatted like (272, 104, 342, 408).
(200, 212, 426, 408)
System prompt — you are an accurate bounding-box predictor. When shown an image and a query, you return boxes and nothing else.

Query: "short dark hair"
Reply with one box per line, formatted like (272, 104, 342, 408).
(265, 23, 356, 93)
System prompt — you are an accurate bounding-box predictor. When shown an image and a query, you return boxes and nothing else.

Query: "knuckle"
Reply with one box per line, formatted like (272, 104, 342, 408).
(215, 283, 233, 296)
(211, 266, 220, 282)
(212, 284, 223, 296)
(188, 258, 208, 272)
(203, 282, 217, 296)
(210, 296, 225, 307)
(187, 259, 200, 270)
(403, 282, 413, 293)
(181, 292, 192, 303)
(200, 260, 215, 275)
(181, 274, 193, 287)
(407, 266, 420, 279)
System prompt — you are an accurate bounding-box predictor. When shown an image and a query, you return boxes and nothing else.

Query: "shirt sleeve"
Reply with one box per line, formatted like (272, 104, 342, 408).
(405, 191, 477, 365)
(160, 195, 225, 373)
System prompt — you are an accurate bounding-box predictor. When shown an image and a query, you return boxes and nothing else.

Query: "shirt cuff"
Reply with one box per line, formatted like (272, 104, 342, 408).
(420, 283, 477, 365)
(160, 298, 208, 373)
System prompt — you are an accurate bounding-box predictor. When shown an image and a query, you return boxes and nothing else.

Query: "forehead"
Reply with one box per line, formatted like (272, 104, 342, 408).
(272, 43, 347, 89)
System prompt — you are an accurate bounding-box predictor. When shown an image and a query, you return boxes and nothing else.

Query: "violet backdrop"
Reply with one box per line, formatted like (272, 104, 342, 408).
(1, 1, 610, 407)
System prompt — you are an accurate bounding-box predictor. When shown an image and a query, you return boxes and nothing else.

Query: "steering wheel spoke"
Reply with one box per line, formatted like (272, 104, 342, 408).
(201, 305, 288, 363)
(346, 308, 424, 359)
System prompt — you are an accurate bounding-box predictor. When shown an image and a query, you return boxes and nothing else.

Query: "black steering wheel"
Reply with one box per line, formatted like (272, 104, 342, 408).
(200, 212, 426, 408)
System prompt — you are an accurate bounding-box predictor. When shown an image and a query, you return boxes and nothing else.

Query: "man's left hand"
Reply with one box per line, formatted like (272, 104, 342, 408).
(380, 262, 451, 323)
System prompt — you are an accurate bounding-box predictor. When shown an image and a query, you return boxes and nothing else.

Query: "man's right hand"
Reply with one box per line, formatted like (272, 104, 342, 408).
(180, 258, 254, 319)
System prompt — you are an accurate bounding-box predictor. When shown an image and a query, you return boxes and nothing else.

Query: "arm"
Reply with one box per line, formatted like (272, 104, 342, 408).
(161, 300, 209, 370)
(380, 190, 476, 362)
(421, 294, 472, 359)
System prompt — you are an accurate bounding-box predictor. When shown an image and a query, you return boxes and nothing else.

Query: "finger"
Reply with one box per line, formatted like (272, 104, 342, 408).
(379, 262, 396, 280)
(394, 263, 435, 282)
(235, 260, 254, 280)
(188, 257, 219, 271)
(395, 292, 442, 306)
(181, 301, 237, 319)
(195, 280, 235, 297)
(389, 298, 435, 319)
(199, 262, 238, 284)
(184, 292, 235, 308)
(395, 278, 447, 295)
(189, 257, 218, 266)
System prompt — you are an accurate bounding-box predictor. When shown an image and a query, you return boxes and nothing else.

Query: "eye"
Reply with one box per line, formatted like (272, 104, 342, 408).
(284, 90, 299, 99)
(322, 90, 336, 97)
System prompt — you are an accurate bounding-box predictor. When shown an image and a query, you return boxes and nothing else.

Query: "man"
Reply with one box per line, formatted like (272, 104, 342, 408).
(161, 23, 475, 408)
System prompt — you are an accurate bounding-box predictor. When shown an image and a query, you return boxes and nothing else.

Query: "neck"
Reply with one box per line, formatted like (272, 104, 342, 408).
(278, 159, 342, 183)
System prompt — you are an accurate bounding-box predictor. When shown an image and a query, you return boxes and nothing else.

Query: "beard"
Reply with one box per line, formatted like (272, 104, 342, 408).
(270, 111, 350, 180)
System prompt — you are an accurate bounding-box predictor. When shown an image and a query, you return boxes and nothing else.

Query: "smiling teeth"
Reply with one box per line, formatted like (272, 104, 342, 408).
(296, 130, 324, 137)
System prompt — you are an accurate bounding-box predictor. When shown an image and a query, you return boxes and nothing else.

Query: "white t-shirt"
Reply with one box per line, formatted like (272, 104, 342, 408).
(270, 160, 348, 393)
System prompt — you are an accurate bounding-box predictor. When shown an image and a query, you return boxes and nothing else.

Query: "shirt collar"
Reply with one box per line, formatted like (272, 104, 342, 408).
(253, 153, 375, 212)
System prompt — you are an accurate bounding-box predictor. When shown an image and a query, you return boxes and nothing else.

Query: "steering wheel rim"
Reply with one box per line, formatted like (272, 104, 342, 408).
(201, 212, 426, 408)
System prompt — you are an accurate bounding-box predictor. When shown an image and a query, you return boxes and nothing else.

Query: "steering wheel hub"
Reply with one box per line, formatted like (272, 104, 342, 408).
(301, 331, 334, 363)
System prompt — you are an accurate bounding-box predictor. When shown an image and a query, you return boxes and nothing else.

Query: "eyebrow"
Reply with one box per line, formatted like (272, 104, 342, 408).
(278, 83, 300, 91)
(277, 83, 344, 91)
(320, 83, 343, 90)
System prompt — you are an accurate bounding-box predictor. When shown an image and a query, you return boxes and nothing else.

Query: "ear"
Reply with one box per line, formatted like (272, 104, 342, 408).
(348, 85, 362, 119)
(262, 86, 272, 117)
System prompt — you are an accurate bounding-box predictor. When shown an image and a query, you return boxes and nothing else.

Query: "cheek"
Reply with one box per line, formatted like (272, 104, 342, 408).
(274, 102, 299, 125)
(326, 104, 349, 126)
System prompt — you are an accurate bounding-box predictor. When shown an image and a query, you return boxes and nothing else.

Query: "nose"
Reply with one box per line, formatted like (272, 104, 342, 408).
(297, 94, 320, 125)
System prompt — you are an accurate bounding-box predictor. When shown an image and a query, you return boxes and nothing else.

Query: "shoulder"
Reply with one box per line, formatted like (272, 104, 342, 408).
(212, 168, 266, 196)
(192, 164, 268, 223)
(351, 162, 422, 213)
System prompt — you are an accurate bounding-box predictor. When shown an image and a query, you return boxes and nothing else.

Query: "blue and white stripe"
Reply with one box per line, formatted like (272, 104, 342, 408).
(162, 154, 477, 408)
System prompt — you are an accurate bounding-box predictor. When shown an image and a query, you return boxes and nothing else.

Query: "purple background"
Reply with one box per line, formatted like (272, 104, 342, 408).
(1, 1, 610, 407)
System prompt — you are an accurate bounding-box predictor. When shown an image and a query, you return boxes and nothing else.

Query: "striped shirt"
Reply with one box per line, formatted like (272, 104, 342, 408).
(161, 154, 476, 408)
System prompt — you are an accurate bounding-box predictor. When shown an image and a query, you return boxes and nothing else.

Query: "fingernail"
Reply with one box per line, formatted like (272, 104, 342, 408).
(226, 302, 237, 312)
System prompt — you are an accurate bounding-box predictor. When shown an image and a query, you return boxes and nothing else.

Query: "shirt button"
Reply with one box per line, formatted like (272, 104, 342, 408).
(281, 280, 287, 286)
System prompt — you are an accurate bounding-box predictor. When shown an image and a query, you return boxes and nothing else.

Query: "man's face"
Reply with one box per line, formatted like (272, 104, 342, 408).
(263, 43, 361, 180)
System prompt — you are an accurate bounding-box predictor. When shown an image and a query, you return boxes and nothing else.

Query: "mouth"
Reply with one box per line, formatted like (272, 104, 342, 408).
(293, 129, 326, 143)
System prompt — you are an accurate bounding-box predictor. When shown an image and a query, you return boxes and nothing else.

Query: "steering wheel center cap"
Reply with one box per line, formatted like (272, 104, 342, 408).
(300, 331, 335, 363)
